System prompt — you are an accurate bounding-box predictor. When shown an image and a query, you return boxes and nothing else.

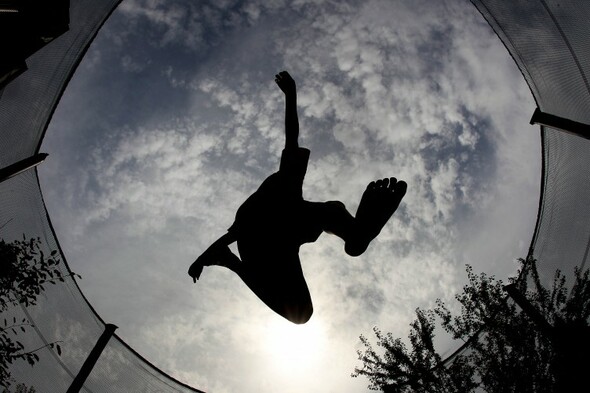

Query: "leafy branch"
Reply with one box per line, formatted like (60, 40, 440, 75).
(1, 236, 76, 389)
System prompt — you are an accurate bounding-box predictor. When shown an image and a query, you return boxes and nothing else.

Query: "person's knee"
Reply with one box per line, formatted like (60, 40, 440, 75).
(284, 302, 313, 324)
(321, 200, 347, 224)
(324, 200, 346, 214)
(319, 200, 353, 239)
(291, 305, 313, 325)
(344, 242, 366, 257)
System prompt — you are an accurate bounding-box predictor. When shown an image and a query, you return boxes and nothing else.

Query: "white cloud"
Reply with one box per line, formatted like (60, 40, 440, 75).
(118, 0, 206, 50)
(120, 55, 148, 73)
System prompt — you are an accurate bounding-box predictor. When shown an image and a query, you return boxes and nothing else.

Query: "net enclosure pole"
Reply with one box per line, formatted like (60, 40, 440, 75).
(0, 153, 48, 183)
(503, 283, 554, 339)
(530, 108, 590, 140)
(67, 323, 118, 393)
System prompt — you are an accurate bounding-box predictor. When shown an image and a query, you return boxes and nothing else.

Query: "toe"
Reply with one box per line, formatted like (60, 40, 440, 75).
(388, 177, 397, 191)
(395, 180, 407, 196)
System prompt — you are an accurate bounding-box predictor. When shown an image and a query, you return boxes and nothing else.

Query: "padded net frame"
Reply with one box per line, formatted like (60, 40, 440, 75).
(0, 0, 204, 391)
(471, 0, 590, 305)
(441, 0, 590, 370)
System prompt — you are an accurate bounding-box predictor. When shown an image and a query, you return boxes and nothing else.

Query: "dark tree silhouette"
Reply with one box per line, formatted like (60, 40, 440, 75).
(353, 258, 590, 392)
(4, 383, 36, 393)
(1, 236, 78, 389)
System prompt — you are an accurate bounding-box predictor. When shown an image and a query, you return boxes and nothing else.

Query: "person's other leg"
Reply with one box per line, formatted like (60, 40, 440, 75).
(189, 233, 314, 324)
(305, 177, 407, 257)
(233, 249, 314, 324)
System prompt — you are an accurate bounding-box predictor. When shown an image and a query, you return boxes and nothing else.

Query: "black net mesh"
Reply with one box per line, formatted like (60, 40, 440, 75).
(470, 0, 590, 293)
(532, 126, 590, 278)
(439, 0, 590, 374)
(1, 0, 204, 391)
(84, 337, 201, 393)
(473, 0, 590, 124)
(1, 170, 106, 391)
(0, 0, 122, 169)
(0, 165, 205, 393)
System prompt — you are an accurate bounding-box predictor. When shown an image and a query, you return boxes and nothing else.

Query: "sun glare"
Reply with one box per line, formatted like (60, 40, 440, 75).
(263, 317, 327, 375)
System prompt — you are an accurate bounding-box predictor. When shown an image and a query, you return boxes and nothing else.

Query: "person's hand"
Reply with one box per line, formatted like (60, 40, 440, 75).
(275, 71, 296, 96)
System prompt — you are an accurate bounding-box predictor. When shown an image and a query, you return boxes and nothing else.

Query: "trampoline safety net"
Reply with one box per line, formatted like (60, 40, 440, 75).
(1, 0, 203, 392)
(438, 0, 590, 372)
(1, 0, 590, 391)
(471, 0, 590, 296)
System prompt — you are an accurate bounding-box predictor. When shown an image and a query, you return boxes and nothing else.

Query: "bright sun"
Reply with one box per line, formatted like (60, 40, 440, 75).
(263, 317, 327, 375)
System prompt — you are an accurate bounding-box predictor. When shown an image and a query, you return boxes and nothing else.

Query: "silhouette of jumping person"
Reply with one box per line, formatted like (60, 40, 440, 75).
(189, 71, 407, 324)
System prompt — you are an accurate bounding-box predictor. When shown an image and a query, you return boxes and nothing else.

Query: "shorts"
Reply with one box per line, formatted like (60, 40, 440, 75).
(227, 147, 323, 263)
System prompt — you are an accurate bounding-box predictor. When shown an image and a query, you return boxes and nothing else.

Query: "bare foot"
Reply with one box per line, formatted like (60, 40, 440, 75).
(188, 245, 237, 283)
(345, 177, 407, 256)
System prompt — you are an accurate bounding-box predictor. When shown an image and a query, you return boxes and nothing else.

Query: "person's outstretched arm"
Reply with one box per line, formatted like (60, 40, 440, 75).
(275, 71, 299, 150)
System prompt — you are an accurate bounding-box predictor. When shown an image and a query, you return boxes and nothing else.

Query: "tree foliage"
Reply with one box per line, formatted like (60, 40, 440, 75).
(1, 236, 78, 389)
(353, 258, 590, 392)
(3, 383, 36, 393)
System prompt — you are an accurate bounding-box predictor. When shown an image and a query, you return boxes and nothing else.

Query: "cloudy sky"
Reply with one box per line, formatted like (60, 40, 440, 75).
(39, 0, 541, 392)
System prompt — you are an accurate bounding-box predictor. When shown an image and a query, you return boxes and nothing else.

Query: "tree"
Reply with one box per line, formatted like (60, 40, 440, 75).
(352, 257, 590, 392)
(6, 383, 36, 393)
(1, 236, 79, 389)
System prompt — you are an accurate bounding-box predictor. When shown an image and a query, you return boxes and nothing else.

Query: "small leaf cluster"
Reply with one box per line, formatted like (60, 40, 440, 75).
(1, 383, 36, 393)
(0, 236, 78, 311)
(0, 237, 75, 389)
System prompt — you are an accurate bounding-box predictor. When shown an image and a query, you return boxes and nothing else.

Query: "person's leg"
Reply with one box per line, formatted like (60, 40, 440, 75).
(305, 177, 407, 257)
(303, 200, 355, 239)
(189, 233, 314, 324)
(233, 249, 313, 324)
